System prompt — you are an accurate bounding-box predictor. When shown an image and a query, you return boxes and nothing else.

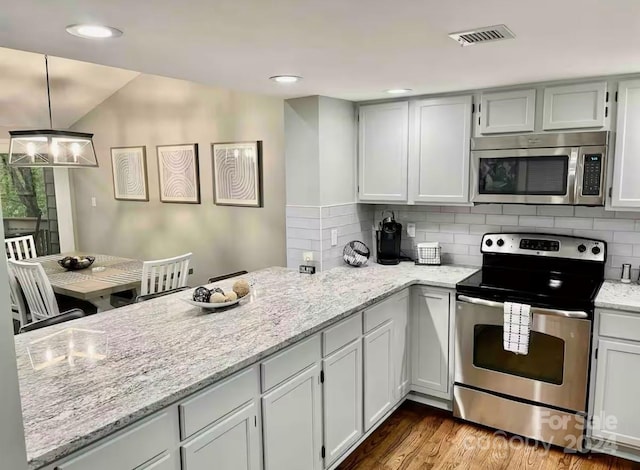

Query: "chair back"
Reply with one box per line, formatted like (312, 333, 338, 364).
(7, 267, 28, 328)
(141, 253, 192, 296)
(8, 260, 60, 321)
(5, 235, 38, 260)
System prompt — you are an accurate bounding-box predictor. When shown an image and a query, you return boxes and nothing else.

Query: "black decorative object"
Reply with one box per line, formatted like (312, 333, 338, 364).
(58, 256, 95, 271)
(343, 241, 370, 267)
(193, 286, 212, 303)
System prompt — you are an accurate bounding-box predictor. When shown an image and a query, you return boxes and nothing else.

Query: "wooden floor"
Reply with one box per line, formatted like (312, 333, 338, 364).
(338, 401, 640, 470)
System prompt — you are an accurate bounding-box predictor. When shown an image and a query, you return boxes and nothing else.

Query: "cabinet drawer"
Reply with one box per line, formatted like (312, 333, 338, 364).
(179, 365, 259, 440)
(261, 335, 321, 392)
(323, 313, 362, 357)
(599, 310, 640, 342)
(55, 412, 172, 470)
(364, 290, 408, 333)
(139, 453, 173, 470)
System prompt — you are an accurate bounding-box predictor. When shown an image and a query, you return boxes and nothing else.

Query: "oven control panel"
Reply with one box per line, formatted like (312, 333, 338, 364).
(582, 154, 603, 196)
(481, 233, 606, 262)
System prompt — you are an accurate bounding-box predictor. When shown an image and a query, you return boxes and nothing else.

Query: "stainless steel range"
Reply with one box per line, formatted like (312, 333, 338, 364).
(454, 233, 607, 450)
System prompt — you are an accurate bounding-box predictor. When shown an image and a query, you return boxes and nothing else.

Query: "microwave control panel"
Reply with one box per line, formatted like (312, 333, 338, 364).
(582, 154, 602, 196)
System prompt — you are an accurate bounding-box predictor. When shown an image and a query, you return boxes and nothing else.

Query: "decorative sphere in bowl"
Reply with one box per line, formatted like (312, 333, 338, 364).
(58, 256, 96, 271)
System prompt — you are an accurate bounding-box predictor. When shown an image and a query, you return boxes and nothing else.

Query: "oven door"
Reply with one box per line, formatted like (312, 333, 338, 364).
(470, 147, 578, 204)
(455, 295, 591, 412)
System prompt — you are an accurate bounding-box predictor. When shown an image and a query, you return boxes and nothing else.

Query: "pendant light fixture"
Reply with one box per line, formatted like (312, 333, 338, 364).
(8, 55, 98, 168)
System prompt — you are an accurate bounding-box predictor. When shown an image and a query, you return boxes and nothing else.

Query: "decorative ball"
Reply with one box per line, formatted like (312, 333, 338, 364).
(233, 279, 251, 298)
(210, 287, 225, 295)
(343, 240, 370, 267)
(210, 292, 227, 303)
(193, 286, 212, 302)
(225, 291, 238, 302)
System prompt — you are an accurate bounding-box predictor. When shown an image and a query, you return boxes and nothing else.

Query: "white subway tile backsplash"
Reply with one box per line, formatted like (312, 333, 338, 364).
(593, 218, 635, 231)
(439, 224, 470, 234)
(538, 206, 574, 216)
(287, 238, 313, 250)
(445, 254, 482, 266)
(611, 244, 634, 256)
(470, 204, 503, 214)
(440, 243, 469, 255)
(614, 231, 640, 244)
(454, 213, 486, 224)
(328, 204, 357, 217)
(537, 228, 573, 236)
(424, 232, 455, 243)
(615, 211, 640, 219)
(574, 230, 614, 242)
(611, 256, 640, 268)
(633, 245, 640, 257)
(425, 212, 455, 223)
(574, 207, 614, 218)
(469, 224, 502, 234)
(441, 206, 471, 213)
(287, 227, 322, 240)
(416, 222, 441, 232)
(486, 215, 518, 225)
(555, 217, 593, 230)
(454, 234, 483, 245)
(287, 217, 321, 230)
(399, 211, 427, 222)
(519, 216, 554, 228)
(503, 205, 537, 216)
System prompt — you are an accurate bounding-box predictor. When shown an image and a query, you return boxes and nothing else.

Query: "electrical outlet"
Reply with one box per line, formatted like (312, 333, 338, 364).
(303, 251, 314, 262)
(331, 229, 338, 246)
(407, 223, 416, 238)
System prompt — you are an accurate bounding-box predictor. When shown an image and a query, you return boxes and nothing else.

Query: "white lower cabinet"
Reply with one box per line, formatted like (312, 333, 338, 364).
(411, 288, 451, 398)
(262, 364, 323, 470)
(140, 454, 175, 470)
(592, 339, 640, 448)
(322, 339, 363, 467)
(392, 292, 410, 401)
(363, 320, 395, 431)
(181, 401, 261, 470)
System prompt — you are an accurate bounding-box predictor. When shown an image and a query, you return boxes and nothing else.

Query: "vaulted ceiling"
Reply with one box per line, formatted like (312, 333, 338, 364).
(0, 47, 138, 139)
(1, 0, 639, 101)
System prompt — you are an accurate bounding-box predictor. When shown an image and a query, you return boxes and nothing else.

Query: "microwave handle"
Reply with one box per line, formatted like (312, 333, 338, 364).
(569, 147, 580, 204)
(457, 295, 589, 319)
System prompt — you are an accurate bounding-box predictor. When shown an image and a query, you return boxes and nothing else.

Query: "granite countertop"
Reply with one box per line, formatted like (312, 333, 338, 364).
(15, 262, 477, 469)
(595, 280, 640, 313)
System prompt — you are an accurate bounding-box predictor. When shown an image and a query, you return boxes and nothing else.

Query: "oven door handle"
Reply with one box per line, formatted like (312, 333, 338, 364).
(457, 295, 589, 319)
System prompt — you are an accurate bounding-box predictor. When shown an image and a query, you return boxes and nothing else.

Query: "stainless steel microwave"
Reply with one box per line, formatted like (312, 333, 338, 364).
(470, 131, 610, 205)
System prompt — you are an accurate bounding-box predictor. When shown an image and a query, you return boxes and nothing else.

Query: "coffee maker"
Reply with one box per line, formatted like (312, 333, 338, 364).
(376, 211, 402, 265)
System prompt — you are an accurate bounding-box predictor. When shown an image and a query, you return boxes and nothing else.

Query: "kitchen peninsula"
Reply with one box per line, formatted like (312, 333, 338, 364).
(16, 263, 477, 470)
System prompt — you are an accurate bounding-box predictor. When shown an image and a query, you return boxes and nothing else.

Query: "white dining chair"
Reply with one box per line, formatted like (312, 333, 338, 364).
(7, 267, 28, 329)
(5, 235, 38, 261)
(140, 253, 192, 296)
(8, 259, 60, 322)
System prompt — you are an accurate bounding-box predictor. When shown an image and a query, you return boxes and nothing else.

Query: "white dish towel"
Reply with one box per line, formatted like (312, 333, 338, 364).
(503, 302, 531, 355)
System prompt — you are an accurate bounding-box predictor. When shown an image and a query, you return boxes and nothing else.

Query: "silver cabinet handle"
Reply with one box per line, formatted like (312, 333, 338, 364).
(457, 295, 589, 319)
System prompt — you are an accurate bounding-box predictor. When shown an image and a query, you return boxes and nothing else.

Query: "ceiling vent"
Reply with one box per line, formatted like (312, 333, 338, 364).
(448, 25, 515, 46)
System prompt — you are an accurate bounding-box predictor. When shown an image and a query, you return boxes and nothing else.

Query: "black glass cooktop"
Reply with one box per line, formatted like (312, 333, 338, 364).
(457, 266, 603, 312)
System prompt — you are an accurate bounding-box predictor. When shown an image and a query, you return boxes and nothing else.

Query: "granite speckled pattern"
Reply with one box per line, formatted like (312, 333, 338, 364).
(15, 262, 477, 469)
(595, 280, 640, 313)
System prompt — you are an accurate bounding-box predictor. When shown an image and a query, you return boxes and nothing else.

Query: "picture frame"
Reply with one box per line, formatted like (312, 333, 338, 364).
(212, 141, 263, 207)
(156, 143, 201, 204)
(110, 146, 149, 201)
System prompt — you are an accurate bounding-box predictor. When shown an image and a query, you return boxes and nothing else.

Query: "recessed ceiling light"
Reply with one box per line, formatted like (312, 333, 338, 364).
(386, 88, 412, 94)
(270, 75, 302, 84)
(66, 24, 123, 39)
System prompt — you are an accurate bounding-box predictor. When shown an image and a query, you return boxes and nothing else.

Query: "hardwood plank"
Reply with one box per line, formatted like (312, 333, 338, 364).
(337, 402, 640, 470)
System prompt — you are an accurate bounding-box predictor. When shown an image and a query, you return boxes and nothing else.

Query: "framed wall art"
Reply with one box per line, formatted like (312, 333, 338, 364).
(156, 143, 201, 204)
(110, 146, 149, 201)
(212, 141, 263, 207)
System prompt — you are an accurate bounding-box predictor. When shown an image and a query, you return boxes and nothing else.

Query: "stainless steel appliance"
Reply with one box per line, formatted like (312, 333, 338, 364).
(454, 233, 607, 450)
(471, 131, 609, 205)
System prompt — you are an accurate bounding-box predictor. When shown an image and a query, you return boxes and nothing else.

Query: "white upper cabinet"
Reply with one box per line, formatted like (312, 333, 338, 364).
(480, 89, 536, 134)
(542, 82, 608, 130)
(408, 96, 472, 204)
(358, 102, 409, 202)
(611, 79, 640, 208)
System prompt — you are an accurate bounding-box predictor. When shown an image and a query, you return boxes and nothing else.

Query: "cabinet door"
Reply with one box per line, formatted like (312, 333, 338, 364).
(592, 339, 640, 448)
(480, 89, 536, 134)
(363, 320, 394, 431)
(262, 364, 323, 470)
(181, 401, 261, 470)
(542, 82, 607, 130)
(409, 96, 472, 204)
(323, 339, 363, 467)
(392, 292, 410, 401)
(358, 102, 409, 202)
(611, 79, 640, 208)
(411, 288, 451, 398)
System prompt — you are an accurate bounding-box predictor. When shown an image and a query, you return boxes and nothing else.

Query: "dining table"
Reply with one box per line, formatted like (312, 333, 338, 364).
(31, 252, 143, 309)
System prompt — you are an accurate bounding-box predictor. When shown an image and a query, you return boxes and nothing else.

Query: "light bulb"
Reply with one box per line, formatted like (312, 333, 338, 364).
(26, 142, 36, 158)
(50, 142, 60, 161)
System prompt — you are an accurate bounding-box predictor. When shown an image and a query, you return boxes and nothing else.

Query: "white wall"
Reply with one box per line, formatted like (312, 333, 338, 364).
(71, 74, 286, 285)
(0, 206, 28, 469)
(318, 97, 356, 206)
